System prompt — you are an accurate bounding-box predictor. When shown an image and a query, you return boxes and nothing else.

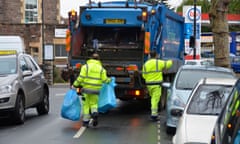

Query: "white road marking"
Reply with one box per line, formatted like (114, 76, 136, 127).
(73, 119, 93, 138)
(55, 93, 65, 97)
(73, 127, 86, 138)
(157, 117, 161, 144)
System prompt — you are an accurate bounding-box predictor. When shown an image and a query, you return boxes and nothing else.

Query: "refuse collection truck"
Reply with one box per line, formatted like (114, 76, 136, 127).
(66, 0, 185, 106)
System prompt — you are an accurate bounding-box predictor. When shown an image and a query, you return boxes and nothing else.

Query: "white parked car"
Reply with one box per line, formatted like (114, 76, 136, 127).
(172, 77, 237, 144)
(165, 65, 236, 135)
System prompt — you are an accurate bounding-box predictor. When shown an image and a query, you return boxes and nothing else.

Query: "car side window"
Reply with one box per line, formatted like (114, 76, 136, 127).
(19, 57, 29, 71)
(24, 56, 38, 72)
(221, 81, 240, 143)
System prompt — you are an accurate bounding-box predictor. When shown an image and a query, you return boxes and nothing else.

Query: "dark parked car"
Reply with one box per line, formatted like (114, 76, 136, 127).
(211, 78, 240, 144)
(0, 50, 49, 124)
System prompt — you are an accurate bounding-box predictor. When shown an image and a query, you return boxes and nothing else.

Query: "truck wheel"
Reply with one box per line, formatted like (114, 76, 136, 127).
(36, 88, 49, 115)
(13, 93, 25, 124)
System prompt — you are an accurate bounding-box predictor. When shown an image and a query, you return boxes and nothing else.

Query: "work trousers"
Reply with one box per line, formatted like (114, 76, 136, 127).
(147, 85, 162, 116)
(82, 93, 98, 122)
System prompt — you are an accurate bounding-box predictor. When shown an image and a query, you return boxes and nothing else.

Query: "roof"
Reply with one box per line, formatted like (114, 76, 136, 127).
(180, 65, 234, 73)
(202, 77, 237, 85)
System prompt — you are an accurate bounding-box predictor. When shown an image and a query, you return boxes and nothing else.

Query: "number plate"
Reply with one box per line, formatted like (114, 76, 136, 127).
(104, 19, 126, 24)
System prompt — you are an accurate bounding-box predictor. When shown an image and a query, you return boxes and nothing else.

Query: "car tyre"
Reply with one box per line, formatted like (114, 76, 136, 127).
(166, 126, 176, 135)
(36, 88, 49, 115)
(13, 93, 25, 124)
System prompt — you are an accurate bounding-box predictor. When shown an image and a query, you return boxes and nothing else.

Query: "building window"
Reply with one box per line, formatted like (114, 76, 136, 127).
(55, 44, 67, 57)
(25, 0, 38, 23)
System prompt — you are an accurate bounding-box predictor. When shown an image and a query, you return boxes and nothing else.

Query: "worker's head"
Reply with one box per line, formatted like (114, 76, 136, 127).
(92, 53, 100, 60)
(150, 50, 158, 58)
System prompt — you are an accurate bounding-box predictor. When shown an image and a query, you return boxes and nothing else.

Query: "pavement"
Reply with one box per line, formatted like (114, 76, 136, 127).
(50, 83, 69, 88)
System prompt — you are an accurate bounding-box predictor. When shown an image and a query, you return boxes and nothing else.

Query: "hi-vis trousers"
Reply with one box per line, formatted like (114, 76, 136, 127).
(82, 93, 98, 122)
(147, 85, 162, 116)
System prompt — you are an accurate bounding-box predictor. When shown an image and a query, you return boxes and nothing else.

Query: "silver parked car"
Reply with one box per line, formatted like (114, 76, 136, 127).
(166, 65, 237, 135)
(0, 50, 49, 124)
(172, 77, 237, 144)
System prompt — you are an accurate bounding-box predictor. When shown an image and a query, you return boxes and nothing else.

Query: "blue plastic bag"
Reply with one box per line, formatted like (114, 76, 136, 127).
(61, 89, 81, 121)
(98, 77, 117, 113)
(234, 130, 240, 144)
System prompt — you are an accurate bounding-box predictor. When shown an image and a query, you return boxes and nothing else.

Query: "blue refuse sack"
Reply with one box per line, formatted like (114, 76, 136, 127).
(61, 89, 81, 121)
(234, 130, 240, 144)
(98, 77, 117, 113)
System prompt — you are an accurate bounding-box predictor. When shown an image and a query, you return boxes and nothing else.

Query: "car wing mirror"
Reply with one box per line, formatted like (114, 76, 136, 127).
(170, 109, 183, 117)
(162, 82, 171, 88)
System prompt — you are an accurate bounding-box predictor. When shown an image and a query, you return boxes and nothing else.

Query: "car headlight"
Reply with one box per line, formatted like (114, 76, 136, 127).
(0, 85, 13, 94)
(172, 96, 185, 107)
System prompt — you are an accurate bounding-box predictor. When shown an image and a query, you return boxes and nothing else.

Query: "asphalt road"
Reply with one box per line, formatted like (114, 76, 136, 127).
(0, 84, 173, 144)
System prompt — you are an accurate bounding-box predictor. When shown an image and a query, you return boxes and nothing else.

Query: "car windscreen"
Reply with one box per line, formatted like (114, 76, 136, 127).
(176, 69, 235, 90)
(0, 55, 17, 74)
(187, 84, 233, 115)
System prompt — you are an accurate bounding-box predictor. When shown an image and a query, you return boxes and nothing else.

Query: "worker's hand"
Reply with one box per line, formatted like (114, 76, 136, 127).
(105, 77, 111, 84)
(71, 85, 76, 90)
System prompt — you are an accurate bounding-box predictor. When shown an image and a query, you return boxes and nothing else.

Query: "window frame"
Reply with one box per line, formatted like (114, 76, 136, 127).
(25, 0, 38, 23)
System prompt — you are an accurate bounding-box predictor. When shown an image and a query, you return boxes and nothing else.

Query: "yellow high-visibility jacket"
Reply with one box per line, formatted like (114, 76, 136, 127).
(73, 59, 110, 93)
(142, 59, 172, 85)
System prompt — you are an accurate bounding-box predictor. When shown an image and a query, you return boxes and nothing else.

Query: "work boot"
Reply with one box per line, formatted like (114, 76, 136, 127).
(150, 115, 159, 122)
(92, 112, 98, 127)
(82, 121, 89, 128)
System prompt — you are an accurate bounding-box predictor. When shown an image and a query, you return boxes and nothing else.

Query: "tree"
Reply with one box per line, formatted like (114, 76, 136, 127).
(209, 0, 231, 68)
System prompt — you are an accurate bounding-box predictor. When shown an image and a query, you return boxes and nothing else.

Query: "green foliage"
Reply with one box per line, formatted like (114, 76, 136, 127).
(175, 0, 240, 31)
(228, 0, 240, 14)
(176, 0, 240, 14)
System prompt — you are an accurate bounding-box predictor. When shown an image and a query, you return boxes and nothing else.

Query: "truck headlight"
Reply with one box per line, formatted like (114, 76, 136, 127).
(0, 85, 13, 94)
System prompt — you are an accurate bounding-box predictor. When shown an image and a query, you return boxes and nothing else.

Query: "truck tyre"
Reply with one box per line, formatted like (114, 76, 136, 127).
(13, 93, 25, 124)
(36, 88, 49, 115)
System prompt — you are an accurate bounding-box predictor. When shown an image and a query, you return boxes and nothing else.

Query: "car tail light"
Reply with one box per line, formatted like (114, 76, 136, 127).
(126, 64, 138, 71)
(127, 90, 141, 96)
(116, 67, 124, 71)
(116, 65, 138, 71)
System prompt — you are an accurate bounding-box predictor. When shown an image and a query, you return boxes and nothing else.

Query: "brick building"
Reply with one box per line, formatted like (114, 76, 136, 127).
(0, 0, 69, 84)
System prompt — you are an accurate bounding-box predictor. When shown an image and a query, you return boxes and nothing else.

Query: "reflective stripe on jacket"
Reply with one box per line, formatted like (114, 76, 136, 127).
(73, 59, 110, 93)
(142, 59, 172, 85)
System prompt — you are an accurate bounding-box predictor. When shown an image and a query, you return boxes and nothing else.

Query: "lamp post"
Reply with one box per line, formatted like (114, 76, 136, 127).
(42, 0, 45, 65)
(193, 0, 196, 59)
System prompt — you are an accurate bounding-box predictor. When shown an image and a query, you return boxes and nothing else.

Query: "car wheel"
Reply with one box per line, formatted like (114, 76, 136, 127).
(36, 89, 49, 115)
(166, 126, 176, 135)
(13, 93, 25, 124)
